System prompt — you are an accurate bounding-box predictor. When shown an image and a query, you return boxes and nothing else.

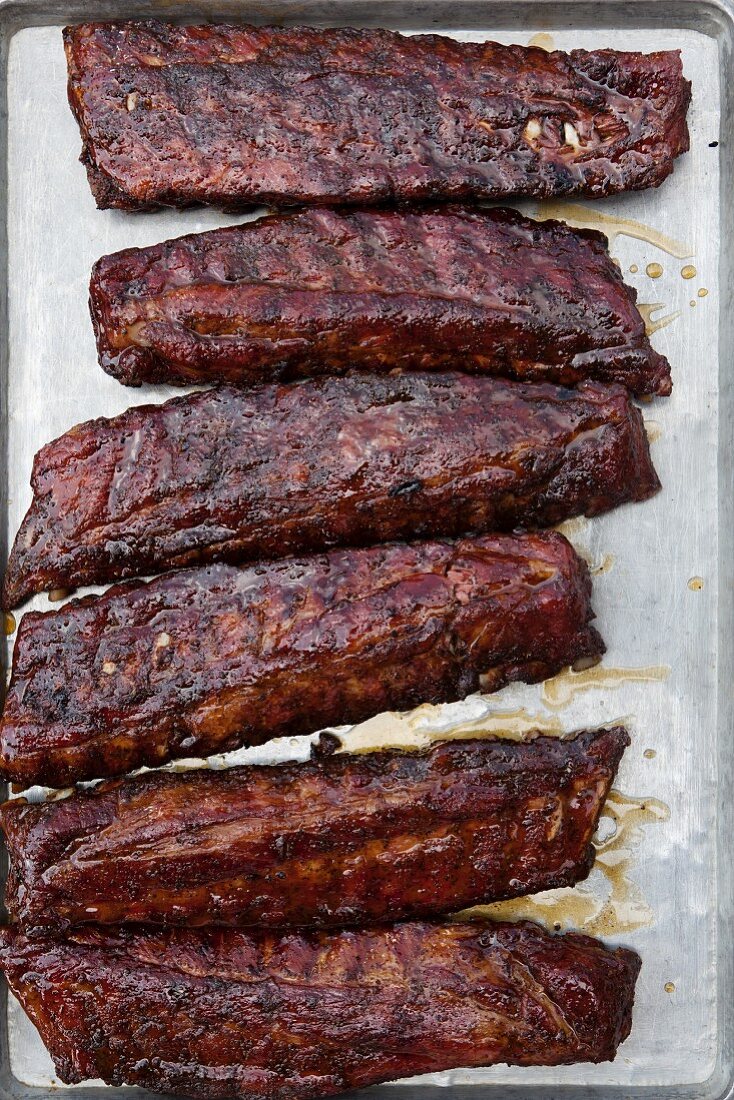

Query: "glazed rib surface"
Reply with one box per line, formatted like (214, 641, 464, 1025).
(0, 533, 603, 788)
(64, 22, 690, 211)
(3, 374, 660, 609)
(0, 920, 641, 1097)
(89, 206, 671, 394)
(1, 727, 628, 931)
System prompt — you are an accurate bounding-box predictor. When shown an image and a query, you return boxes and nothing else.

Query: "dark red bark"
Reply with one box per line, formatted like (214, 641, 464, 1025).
(0, 532, 603, 787)
(3, 375, 660, 609)
(64, 22, 690, 211)
(0, 920, 641, 1097)
(89, 206, 671, 394)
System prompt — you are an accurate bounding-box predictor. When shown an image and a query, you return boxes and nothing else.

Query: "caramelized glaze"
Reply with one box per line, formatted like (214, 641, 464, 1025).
(64, 23, 690, 211)
(0, 532, 604, 787)
(0, 920, 641, 1093)
(89, 207, 671, 394)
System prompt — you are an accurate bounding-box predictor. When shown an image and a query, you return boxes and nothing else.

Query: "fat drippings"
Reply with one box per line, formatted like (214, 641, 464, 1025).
(644, 420, 662, 443)
(541, 664, 670, 708)
(454, 789, 669, 935)
(336, 705, 564, 754)
(638, 302, 681, 336)
(590, 553, 615, 576)
(528, 32, 555, 50)
(535, 202, 692, 258)
(553, 516, 588, 540)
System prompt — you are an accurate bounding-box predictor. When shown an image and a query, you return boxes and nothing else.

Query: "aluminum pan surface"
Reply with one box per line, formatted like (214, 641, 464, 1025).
(0, 7, 729, 1098)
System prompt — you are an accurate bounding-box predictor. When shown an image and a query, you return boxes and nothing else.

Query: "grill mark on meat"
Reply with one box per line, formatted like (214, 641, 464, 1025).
(63, 22, 690, 211)
(0, 727, 628, 931)
(2, 374, 660, 609)
(89, 206, 672, 394)
(0, 532, 603, 788)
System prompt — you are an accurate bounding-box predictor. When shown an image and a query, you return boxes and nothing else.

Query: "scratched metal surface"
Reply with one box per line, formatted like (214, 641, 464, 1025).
(0, 1, 731, 1098)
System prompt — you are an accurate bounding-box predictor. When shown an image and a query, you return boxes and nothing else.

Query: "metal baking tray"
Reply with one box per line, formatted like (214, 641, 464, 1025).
(0, 0, 731, 1097)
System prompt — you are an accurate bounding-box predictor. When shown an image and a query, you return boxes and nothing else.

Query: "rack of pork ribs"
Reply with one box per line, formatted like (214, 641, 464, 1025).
(65, 22, 689, 211)
(89, 207, 671, 393)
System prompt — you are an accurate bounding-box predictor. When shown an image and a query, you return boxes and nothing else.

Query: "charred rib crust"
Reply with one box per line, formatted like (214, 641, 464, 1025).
(0, 920, 641, 1095)
(0, 533, 603, 787)
(2, 375, 660, 609)
(1, 727, 629, 931)
(64, 22, 689, 211)
(88, 206, 671, 394)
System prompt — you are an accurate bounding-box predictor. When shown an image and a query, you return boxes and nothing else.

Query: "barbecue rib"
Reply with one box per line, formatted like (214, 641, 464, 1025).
(64, 21, 690, 211)
(2, 375, 660, 609)
(89, 206, 671, 394)
(0, 920, 641, 1096)
(1, 727, 628, 932)
(0, 533, 603, 788)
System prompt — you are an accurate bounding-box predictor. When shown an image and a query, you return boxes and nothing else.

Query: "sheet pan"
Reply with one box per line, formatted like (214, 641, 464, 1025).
(0, 1, 731, 1097)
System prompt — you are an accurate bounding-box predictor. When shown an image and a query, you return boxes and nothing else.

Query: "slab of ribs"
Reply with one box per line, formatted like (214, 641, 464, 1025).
(3, 373, 659, 608)
(89, 207, 672, 393)
(1, 727, 628, 932)
(0, 920, 641, 1097)
(64, 22, 690, 211)
(0, 532, 603, 787)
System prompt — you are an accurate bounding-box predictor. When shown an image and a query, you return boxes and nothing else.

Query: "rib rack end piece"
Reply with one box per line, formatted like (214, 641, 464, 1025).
(64, 22, 690, 211)
(0, 920, 641, 1098)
